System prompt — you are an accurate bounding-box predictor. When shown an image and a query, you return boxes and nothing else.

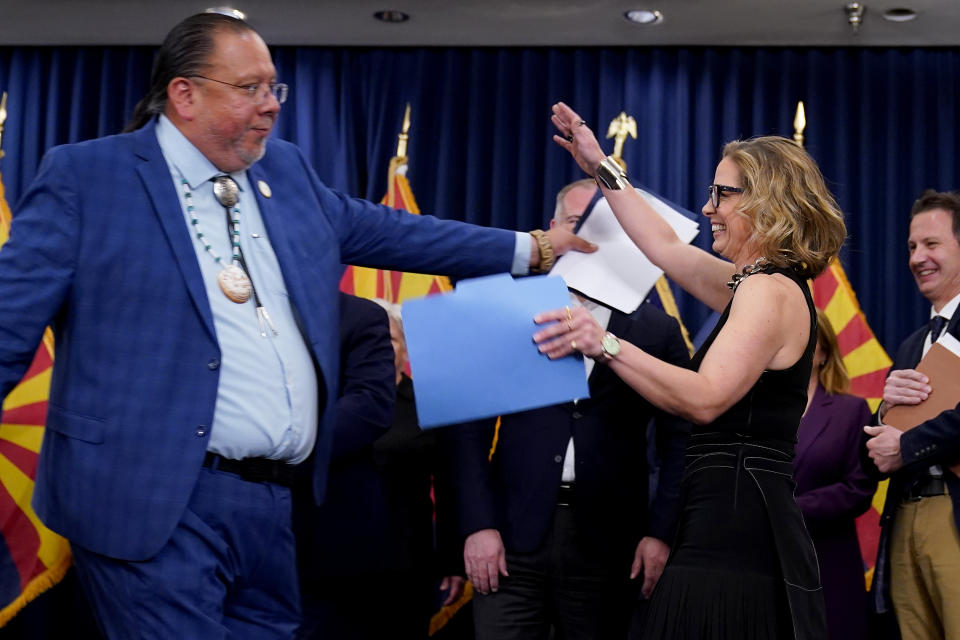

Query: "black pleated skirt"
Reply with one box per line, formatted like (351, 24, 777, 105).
(641, 454, 794, 639)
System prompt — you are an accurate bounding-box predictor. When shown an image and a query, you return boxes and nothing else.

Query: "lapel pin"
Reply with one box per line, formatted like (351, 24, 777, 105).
(257, 180, 272, 198)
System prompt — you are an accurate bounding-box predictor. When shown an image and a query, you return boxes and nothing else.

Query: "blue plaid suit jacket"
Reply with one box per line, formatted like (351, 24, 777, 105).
(0, 120, 516, 561)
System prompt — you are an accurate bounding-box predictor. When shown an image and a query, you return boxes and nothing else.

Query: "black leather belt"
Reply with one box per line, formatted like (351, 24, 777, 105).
(202, 452, 297, 488)
(557, 482, 575, 507)
(904, 476, 946, 502)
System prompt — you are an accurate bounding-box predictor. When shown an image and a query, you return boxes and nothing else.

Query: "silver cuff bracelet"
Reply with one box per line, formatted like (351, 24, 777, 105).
(595, 156, 629, 191)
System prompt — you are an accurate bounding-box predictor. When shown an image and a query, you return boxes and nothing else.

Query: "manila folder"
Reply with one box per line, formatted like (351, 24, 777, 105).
(884, 338, 960, 475)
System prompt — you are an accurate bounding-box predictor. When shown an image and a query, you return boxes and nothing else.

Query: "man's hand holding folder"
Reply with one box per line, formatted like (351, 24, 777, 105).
(865, 334, 960, 475)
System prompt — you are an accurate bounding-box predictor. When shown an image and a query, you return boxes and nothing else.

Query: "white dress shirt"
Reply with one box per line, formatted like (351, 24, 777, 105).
(561, 295, 612, 483)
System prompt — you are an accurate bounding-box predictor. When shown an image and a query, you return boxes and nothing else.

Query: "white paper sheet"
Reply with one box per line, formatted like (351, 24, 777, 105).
(549, 188, 700, 313)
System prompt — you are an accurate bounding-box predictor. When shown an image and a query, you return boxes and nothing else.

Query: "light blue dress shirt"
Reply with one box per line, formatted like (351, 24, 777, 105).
(155, 116, 532, 464)
(156, 116, 318, 463)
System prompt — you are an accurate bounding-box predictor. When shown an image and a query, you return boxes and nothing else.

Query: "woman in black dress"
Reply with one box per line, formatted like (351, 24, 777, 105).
(533, 102, 847, 639)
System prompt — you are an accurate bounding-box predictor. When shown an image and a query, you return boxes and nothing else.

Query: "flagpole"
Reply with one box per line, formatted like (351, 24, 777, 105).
(395, 102, 411, 160)
(382, 103, 413, 301)
(794, 97, 892, 589)
(0, 92, 9, 233)
(0, 91, 7, 160)
(385, 103, 411, 212)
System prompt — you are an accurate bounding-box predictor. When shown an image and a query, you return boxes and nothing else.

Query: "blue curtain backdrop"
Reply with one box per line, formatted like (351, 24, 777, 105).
(0, 45, 958, 353)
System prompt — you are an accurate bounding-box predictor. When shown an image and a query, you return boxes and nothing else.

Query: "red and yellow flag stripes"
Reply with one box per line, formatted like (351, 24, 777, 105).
(811, 259, 891, 587)
(339, 156, 452, 304)
(0, 170, 71, 626)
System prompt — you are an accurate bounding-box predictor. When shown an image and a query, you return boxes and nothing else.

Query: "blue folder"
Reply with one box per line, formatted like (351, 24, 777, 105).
(402, 273, 590, 428)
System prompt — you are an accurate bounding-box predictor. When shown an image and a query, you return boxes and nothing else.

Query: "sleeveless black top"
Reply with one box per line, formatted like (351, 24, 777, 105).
(689, 266, 816, 444)
(643, 265, 828, 640)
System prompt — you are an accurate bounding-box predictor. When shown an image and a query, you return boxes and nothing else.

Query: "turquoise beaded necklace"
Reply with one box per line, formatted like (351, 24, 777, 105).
(180, 177, 253, 305)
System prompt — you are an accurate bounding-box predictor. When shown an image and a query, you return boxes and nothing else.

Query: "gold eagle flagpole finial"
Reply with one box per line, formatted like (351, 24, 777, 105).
(606, 111, 637, 172)
(793, 101, 806, 148)
(605, 106, 694, 355)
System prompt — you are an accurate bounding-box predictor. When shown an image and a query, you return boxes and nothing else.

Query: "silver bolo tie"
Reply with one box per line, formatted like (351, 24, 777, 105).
(213, 175, 278, 337)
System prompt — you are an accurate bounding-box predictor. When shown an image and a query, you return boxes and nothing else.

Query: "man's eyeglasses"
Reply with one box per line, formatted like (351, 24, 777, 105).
(192, 75, 289, 105)
(707, 184, 745, 208)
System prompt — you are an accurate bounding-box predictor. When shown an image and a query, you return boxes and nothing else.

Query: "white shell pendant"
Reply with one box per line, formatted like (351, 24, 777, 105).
(218, 264, 252, 303)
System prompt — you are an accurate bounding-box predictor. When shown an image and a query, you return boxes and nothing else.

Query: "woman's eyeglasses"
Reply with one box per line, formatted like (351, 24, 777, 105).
(707, 184, 745, 208)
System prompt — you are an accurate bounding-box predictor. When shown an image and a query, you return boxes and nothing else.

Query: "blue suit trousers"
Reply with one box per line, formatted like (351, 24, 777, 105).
(72, 467, 300, 639)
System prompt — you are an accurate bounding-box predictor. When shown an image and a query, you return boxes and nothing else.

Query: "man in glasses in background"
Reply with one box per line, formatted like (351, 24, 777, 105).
(0, 12, 592, 638)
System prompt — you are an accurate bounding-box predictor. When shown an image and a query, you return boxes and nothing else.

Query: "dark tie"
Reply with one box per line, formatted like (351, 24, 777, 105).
(929, 315, 947, 342)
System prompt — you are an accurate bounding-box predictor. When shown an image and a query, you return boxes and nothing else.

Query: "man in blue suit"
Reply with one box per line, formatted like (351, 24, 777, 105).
(448, 181, 691, 640)
(864, 190, 960, 640)
(0, 13, 590, 639)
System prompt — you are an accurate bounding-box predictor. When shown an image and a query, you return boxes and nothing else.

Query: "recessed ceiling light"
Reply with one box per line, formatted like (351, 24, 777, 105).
(374, 10, 410, 23)
(883, 7, 918, 22)
(624, 10, 664, 25)
(204, 7, 247, 21)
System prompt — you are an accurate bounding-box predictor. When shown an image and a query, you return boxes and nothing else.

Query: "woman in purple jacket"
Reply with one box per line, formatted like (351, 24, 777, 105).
(795, 309, 878, 640)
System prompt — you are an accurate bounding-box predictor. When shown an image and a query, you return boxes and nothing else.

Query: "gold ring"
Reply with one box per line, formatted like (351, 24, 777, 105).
(566, 320, 575, 332)
(570, 340, 578, 351)
(565, 306, 573, 321)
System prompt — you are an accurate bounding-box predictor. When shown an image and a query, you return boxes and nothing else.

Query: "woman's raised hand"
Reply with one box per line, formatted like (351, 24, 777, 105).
(551, 102, 607, 178)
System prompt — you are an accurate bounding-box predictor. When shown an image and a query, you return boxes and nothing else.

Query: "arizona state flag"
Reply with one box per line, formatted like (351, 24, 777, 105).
(811, 259, 892, 585)
(338, 142, 467, 636)
(812, 261, 891, 412)
(0, 160, 71, 625)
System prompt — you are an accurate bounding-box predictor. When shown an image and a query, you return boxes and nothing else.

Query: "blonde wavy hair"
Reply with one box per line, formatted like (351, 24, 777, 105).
(814, 308, 850, 394)
(722, 136, 846, 278)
